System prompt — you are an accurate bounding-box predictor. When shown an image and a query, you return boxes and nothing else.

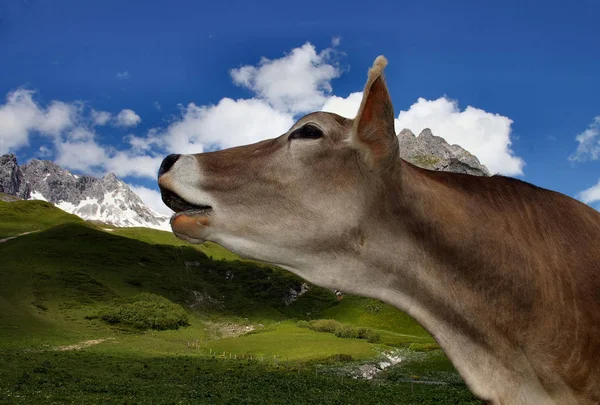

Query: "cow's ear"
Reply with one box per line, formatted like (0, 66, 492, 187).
(349, 56, 398, 170)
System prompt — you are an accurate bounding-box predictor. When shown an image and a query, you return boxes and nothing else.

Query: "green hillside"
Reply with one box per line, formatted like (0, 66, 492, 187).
(0, 200, 475, 403)
(0, 199, 84, 238)
(0, 200, 435, 351)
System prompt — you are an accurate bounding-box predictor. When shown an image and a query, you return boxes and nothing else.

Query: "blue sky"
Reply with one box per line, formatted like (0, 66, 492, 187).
(1, 0, 599, 214)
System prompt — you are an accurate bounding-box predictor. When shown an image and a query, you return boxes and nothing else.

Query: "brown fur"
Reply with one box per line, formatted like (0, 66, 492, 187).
(395, 162, 600, 402)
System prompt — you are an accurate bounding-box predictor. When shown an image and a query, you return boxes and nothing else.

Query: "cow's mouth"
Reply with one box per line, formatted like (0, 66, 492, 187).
(160, 189, 213, 218)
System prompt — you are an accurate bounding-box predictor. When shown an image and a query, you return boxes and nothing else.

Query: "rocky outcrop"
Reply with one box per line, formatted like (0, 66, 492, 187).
(0, 154, 24, 195)
(284, 282, 310, 305)
(398, 128, 490, 176)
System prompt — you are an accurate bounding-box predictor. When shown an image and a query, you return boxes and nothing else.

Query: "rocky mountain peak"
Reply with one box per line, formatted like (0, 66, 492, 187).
(0, 154, 170, 230)
(398, 128, 490, 176)
(398, 128, 416, 138)
(0, 154, 17, 165)
(418, 128, 434, 138)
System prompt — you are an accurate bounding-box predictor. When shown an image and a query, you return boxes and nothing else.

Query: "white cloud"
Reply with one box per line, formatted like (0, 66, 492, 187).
(55, 137, 162, 179)
(159, 98, 294, 154)
(0, 90, 39, 153)
(153, 101, 162, 111)
(321, 91, 363, 118)
(0, 89, 77, 154)
(331, 36, 341, 47)
(116, 71, 131, 80)
(91, 110, 112, 126)
(38, 101, 79, 136)
(324, 92, 524, 176)
(37, 145, 53, 158)
(569, 116, 600, 162)
(54, 140, 107, 173)
(578, 179, 600, 204)
(125, 134, 156, 153)
(66, 127, 95, 141)
(116, 109, 141, 127)
(230, 42, 340, 114)
(104, 152, 163, 179)
(129, 184, 173, 216)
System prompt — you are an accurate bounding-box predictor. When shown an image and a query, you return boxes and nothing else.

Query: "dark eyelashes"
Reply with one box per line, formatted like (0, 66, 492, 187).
(288, 124, 324, 141)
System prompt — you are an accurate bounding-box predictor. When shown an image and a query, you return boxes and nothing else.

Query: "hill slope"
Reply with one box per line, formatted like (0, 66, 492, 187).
(0, 201, 432, 350)
(0, 199, 84, 238)
(0, 202, 476, 403)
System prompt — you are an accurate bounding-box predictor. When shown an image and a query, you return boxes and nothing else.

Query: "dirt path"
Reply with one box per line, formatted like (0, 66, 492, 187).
(53, 338, 115, 351)
(0, 231, 35, 243)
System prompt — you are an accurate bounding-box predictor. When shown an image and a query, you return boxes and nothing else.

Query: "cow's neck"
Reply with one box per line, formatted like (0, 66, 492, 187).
(330, 161, 562, 404)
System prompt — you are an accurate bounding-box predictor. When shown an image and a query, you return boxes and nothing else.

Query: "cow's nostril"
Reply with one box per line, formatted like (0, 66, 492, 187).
(158, 154, 181, 177)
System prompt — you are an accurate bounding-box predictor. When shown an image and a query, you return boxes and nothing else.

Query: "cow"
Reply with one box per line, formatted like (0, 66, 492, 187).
(158, 56, 600, 404)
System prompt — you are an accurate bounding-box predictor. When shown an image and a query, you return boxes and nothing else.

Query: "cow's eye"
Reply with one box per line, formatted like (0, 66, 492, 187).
(288, 124, 324, 140)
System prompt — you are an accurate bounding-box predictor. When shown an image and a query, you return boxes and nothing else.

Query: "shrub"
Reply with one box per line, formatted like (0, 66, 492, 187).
(298, 319, 380, 343)
(307, 319, 340, 333)
(326, 353, 354, 362)
(334, 324, 359, 339)
(99, 293, 189, 330)
(296, 320, 310, 329)
(358, 328, 380, 343)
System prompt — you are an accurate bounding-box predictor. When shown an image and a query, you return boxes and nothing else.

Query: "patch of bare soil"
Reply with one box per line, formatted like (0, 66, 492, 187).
(53, 338, 115, 351)
(204, 321, 261, 339)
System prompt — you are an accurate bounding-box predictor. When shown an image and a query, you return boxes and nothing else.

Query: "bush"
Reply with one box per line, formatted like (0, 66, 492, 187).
(296, 320, 310, 329)
(334, 324, 359, 339)
(357, 328, 380, 343)
(307, 319, 340, 333)
(98, 293, 189, 330)
(298, 319, 380, 343)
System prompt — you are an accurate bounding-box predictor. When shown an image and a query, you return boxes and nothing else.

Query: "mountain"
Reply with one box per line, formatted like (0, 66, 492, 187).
(0, 154, 170, 230)
(398, 128, 490, 176)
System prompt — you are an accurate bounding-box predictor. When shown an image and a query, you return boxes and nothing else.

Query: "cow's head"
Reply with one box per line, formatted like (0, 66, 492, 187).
(158, 56, 400, 284)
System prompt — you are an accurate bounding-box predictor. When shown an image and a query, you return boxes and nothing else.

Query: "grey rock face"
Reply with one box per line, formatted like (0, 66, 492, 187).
(0, 154, 23, 195)
(0, 154, 169, 229)
(284, 282, 310, 305)
(398, 128, 490, 176)
(18, 158, 96, 202)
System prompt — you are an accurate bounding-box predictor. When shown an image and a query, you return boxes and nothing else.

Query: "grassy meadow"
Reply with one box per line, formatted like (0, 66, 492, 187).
(0, 199, 477, 403)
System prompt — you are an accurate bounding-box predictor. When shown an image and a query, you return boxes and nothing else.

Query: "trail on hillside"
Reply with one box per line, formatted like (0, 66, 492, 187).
(0, 231, 35, 243)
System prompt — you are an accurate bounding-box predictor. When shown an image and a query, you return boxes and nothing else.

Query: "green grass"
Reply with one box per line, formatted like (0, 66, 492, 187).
(206, 321, 377, 361)
(321, 295, 436, 347)
(409, 154, 442, 168)
(297, 319, 380, 343)
(0, 350, 478, 404)
(0, 192, 21, 202)
(111, 227, 243, 261)
(0, 200, 84, 238)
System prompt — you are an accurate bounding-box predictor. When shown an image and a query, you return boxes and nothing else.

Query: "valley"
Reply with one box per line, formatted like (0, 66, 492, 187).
(0, 197, 478, 404)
